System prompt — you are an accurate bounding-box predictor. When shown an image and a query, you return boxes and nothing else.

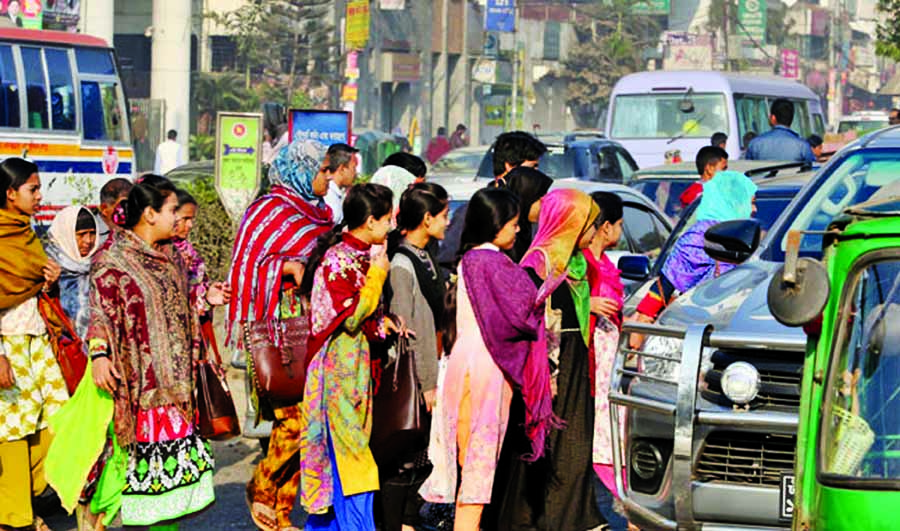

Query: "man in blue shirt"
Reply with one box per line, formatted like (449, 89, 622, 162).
(744, 98, 815, 163)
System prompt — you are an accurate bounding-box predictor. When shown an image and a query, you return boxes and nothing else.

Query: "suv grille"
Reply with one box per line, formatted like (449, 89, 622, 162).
(695, 431, 795, 486)
(702, 350, 802, 409)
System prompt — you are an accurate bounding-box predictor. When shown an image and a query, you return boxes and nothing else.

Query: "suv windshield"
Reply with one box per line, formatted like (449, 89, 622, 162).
(477, 145, 578, 179)
(773, 151, 900, 261)
(610, 93, 729, 139)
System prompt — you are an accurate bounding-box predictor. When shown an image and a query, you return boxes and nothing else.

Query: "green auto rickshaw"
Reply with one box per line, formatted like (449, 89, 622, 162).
(768, 196, 900, 530)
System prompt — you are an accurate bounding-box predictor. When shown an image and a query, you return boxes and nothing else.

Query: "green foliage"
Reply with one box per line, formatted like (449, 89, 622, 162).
(190, 134, 216, 161)
(61, 173, 96, 206)
(178, 177, 236, 282)
(560, 0, 658, 127)
(876, 0, 900, 61)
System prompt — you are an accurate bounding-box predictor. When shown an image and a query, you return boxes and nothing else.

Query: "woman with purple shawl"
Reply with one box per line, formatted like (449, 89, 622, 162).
(420, 188, 557, 531)
(486, 188, 603, 531)
(635, 170, 757, 321)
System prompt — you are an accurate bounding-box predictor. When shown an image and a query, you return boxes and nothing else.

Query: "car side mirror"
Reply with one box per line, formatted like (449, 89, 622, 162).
(766, 230, 830, 327)
(618, 255, 651, 281)
(704, 219, 761, 264)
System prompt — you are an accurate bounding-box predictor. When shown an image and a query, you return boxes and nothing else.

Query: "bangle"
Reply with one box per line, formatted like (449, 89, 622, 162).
(90, 352, 110, 361)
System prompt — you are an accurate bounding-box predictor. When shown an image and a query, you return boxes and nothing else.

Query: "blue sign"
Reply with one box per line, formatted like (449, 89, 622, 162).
(288, 109, 352, 146)
(485, 0, 515, 33)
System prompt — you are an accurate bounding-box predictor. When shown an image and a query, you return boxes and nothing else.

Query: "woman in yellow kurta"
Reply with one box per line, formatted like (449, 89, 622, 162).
(300, 183, 398, 530)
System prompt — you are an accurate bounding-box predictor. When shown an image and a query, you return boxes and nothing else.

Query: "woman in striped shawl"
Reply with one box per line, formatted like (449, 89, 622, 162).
(227, 139, 335, 531)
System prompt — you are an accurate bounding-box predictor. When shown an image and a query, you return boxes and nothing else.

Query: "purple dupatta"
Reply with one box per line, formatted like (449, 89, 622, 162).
(461, 248, 564, 459)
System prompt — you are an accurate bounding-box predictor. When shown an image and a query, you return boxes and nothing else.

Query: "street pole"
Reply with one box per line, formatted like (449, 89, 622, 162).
(723, 0, 731, 71)
(510, 3, 519, 130)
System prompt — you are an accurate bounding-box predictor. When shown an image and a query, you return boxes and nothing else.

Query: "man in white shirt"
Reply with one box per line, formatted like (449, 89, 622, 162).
(154, 129, 185, 175)
(321, 143, 359, 223)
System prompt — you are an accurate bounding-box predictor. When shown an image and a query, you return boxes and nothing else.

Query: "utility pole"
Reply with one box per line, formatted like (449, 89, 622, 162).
(510, 3, 519, 130)
(723, 0, 731, 71)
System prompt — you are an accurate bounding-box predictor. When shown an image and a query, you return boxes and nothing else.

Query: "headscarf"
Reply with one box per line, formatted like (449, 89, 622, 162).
(506, 166, 553, 262)
(269, 138, 327, 202)
(0, 207, 47, 310)
(695, 170, 758, 222)
(521, 189, 599, 346)
(371, 165, 416, 211)
(44, 206, 100, 337)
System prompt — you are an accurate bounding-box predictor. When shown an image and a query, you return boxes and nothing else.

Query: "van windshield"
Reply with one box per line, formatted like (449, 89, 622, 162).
(610, 93, 729, 139)
(776, 151, 900, 260)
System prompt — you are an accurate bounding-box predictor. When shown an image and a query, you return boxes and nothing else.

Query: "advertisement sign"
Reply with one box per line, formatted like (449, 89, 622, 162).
(738, 0, 767, 43)
(288, 109, 352, 147)
(380, 0, 404, 9)
(485, 0, 515, 33)
(215, 112, 262, 222)
(44, 0, 78, 30)
(781, 49, 799, 79)
(665, 44, 713, 70)
(631, 0, 670, 15)
(346, 0, 370, 50)
(1, 0, 42, 29)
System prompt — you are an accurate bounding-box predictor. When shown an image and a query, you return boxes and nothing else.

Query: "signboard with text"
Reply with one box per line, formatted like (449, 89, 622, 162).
(288, 109, 352, 147)
(346, 0, 370, 50)
(781, 49, 799, 79)
(631, 0, 670, 15)
(215, 112, 262, 222)
(738, 0, 767, 43)
(485, 0, 515, 33)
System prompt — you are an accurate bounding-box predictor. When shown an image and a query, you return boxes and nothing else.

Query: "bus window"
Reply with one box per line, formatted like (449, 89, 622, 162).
(0, 45, 19, 128)
(75, 48, 115, 75)
(81, 80, 125, 142)
(21, 47, 48, 130)
(45, 49, 76, 131)
(735, 95, 768, 145)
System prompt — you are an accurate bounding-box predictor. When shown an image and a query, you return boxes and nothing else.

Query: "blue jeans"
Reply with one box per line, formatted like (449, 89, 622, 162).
(593, 474, 628, 531)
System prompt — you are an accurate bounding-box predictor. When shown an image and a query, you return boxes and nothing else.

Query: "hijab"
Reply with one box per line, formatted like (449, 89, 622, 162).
(371, 165, 417, 211)
(521, 189, 599, 346)
(695, 170, 758, 222)
(45, 206, 100, 336)
(269, 138, 327, 202)
(506, 166, 553, 262)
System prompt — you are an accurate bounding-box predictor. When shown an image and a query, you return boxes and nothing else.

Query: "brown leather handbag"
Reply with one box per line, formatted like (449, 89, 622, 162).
(242, 314, 310, 403)
(37, 292, 87, 395)
(370, 337, 430, 464)
(196, 321, 240, 441)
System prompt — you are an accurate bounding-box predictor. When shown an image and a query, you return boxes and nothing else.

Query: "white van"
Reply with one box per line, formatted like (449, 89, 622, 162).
(605, 71, 825, 168)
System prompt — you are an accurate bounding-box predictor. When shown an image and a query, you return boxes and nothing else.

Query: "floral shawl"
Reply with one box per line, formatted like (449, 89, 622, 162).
(87, 230, 199, 448)
(520, 189, 600, 346)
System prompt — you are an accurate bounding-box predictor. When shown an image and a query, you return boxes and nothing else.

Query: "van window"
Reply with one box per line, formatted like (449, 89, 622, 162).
(45, 49, 76, 131)
(610, 93, 728, 139)
(0, 45, 20, 128)
(21, 47, 48, 130)
(814, 114, 825, 136)
(75, 48, 116, 75)
(81, 81, 126, 142)
(735, 95, 769, 146)
(793, 100, 811, 138)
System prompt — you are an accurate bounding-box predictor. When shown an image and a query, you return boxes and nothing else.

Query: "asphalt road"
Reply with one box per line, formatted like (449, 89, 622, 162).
(39, 366, 285, 531)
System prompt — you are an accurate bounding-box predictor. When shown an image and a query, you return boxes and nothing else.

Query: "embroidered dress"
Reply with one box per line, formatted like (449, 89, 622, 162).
(86, 230, 214, 526)
(300, 233, 387, 529)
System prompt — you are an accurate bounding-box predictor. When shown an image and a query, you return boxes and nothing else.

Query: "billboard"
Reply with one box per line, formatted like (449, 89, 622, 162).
(485, 0, 515, 33)
(215, 112, 263, 222)
(288, 109, 352, 147)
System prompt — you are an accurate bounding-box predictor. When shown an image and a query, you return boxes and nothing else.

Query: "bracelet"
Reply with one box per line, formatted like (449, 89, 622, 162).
(90, 352, 110, 361)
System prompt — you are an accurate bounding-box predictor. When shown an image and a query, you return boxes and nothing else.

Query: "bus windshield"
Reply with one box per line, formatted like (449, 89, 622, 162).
(610, 93, 729, 139)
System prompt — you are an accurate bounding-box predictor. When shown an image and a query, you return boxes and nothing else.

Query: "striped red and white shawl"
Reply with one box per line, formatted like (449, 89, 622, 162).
(226, 184, 333, 345)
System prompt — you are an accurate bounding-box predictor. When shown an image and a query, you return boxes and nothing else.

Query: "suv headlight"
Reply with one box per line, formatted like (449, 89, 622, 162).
(720, 361, 760, 405)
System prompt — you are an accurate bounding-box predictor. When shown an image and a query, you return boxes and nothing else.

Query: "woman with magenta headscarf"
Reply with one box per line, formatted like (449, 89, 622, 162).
(634, 170, 757, 323)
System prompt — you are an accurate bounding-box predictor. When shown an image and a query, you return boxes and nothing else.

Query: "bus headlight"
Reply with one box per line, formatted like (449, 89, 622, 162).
(721, 361, 760, 405)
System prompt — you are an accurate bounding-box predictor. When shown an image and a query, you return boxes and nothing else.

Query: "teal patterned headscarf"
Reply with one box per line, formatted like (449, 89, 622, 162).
(269, 139, 326, 201)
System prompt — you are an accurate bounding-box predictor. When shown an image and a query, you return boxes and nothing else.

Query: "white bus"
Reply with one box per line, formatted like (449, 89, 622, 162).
(606, 71, 825, 168)
(0, 28, 133, 223)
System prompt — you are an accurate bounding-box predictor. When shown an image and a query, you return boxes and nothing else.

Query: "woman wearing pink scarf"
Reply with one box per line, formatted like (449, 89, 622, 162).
(583, 192, 630, 531)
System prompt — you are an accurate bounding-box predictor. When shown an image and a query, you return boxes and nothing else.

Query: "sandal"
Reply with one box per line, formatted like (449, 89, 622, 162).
(244, 490, 277, 531)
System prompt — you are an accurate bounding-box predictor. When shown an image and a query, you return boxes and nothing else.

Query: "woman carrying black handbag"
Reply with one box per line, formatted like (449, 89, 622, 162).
(376, 182, 450, 531)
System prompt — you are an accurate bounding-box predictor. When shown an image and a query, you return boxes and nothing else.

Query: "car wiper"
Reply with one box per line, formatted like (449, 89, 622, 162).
(667, 113, 706, 145)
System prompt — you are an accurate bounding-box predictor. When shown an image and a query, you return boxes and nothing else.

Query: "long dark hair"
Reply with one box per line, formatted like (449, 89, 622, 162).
(457, 187, 520, 260)
(123, 176, 176, 229)
(590, 191, 623, 227)
(506, 166, 553, 262)
(444, 187, 519, 353)
(0, 157, 38, 208)
(301, 183, 393, 294)
(388, 182, 449, 256)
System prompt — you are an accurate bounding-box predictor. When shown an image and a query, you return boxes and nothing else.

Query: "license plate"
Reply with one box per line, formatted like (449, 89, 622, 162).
(779, 474, 795, 521)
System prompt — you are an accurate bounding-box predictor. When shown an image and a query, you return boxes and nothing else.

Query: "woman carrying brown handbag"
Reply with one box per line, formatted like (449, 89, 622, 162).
(226, 139, 334, 531)
(0, 158, 64, 531)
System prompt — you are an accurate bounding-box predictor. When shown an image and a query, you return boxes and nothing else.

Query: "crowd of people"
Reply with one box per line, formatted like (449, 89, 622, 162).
(0, 126, 761, 531)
